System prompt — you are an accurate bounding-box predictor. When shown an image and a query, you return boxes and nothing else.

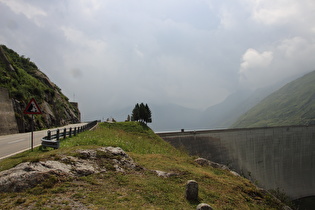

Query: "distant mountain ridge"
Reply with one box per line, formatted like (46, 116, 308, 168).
(199, 88, 269, 129)
(232, 70, 315, 128)
(0, 45, 80, 133)
(110, 103, 202, 132)
(111, 75, 311, 132)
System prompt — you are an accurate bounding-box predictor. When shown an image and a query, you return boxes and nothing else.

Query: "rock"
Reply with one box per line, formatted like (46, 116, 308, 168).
(195, 158, 229, 170)
(0, 147, 142, 192)
(72, 160, 98, 176)
(76, 149, 97, 159)
(196, 203, 213, 210)
(153, 170, 177, 178)
(194, 158, 211, 166)
(103, 146, 128, 156)
(97, 147, 140, 172)
(195, 157, 240, 177)
(186, 180, 199, 201)
(230, 170, 240, 177)
(0, 161, 71, 192)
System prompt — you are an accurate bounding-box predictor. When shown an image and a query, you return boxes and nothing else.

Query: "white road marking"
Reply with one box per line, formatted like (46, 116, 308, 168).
(7, 139, 26, 144)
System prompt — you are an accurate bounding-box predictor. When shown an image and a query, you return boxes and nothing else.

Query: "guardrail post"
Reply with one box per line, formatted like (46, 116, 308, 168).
(74, 127, 77, 136)
(56, 129, 60, 141)
(63, 128, 67, 139)
(47, 130, 51, 140)
(69, 127, 72, 137)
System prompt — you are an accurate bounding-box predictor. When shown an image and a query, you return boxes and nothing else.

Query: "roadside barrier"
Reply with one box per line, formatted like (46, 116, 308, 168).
(41, 120, 98, 149)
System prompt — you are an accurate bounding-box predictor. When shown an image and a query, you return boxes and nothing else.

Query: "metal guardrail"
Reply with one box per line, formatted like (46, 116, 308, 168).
(41, 120, 98, 149)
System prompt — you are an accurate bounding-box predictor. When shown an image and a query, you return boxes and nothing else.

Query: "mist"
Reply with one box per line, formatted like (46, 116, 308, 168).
(1, 0, 314, 129)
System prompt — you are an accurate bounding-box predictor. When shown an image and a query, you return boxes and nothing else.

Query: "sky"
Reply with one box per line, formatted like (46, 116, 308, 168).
(1, 0, 315, 121)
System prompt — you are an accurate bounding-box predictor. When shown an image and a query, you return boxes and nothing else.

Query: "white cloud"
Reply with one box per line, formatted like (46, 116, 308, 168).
(274, 36, 315, 74)
(240, 49, 273, 71)
(219, 8, 237, 29)
(78, 0, 102, 15)
(239, 36, 315, 88)
(277, 37, 311, 58)
(239, 48, 273, 88)
(251, 0, 298, 25)
(247, 0, 315, 34)
(0, 0, 47, 26)
(60, 26, 107, 55)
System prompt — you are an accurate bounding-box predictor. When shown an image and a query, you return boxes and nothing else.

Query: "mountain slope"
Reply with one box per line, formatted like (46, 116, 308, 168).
(232, 70, 315, 128)
(0, 45, 80, 133)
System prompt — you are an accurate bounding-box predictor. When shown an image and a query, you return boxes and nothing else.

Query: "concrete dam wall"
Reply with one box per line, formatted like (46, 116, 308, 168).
(158, 125, 315, 200)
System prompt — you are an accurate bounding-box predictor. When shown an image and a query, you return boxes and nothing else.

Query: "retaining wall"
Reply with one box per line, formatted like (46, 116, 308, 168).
(158, 125, 315, 200)
(0, 87, 19, 135)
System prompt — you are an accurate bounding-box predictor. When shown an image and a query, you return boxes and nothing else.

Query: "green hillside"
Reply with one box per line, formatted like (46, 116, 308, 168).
(0, 45, 80, 132)
(0, 122, 287, 209)
(232, 70, 315, 128)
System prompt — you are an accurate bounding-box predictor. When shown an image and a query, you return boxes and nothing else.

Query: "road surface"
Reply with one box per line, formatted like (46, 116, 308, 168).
(0, 122, 87, 160)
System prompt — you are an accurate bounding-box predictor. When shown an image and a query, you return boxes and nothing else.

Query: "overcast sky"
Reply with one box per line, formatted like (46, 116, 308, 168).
(1, 0, 315, 121)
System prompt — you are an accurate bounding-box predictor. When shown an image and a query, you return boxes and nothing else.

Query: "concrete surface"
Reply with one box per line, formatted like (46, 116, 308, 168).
(0, 88, 19, 135)
(158, 125, 315, 200)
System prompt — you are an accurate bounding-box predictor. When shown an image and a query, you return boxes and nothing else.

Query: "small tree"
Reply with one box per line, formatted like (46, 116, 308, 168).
(126, 114, 131, 122)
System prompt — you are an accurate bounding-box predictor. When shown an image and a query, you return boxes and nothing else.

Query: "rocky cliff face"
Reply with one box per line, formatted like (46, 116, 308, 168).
(0, 87, 19, 135)
(0, 45, 80, 134)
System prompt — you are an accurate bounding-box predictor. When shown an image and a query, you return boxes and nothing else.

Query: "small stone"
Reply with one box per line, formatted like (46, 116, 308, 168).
(153, 170, 177, 178)
(196, 203, 213, 210)
(230, 170, 240, 176)
(186, 180, 198, 201)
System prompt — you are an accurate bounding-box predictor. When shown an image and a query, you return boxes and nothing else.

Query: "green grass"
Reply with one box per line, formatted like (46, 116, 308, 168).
(0, 122, 286, 209)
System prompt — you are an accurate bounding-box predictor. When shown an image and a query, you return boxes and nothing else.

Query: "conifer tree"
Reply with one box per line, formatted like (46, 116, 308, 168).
(145, 103, 152, 123)
(126, 115, 131, 122)
(139, 103, 146, 123)
(131, 102, 152, 124)
(131, 103, 140, 121)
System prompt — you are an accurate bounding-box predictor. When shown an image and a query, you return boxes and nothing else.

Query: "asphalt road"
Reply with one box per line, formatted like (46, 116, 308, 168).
(0, 122, 87, 160)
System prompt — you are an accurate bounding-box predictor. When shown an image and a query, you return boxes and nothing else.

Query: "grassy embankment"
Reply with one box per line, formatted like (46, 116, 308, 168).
(0, 122, 285, 209)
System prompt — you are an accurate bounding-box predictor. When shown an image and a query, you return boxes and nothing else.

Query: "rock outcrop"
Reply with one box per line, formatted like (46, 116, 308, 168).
(194, 157, 240, 176)
(0, 44, 80, 134)
(0, 147, 142, 192)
